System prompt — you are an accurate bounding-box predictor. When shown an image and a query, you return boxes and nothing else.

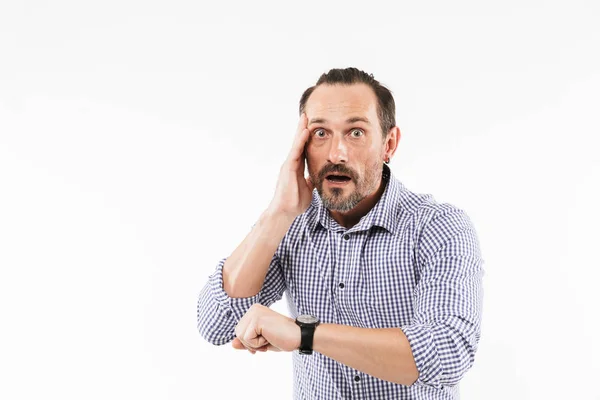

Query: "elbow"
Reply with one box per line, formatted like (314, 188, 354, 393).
(412, 328, 479, 388)
(436, 318, 480, 386)
(440, 328, 479, 386)
(413, 351, 475, 388)
(439, 357, 474, 387)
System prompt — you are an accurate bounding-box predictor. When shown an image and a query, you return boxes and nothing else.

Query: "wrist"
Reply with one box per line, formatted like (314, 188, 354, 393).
(293, 320, 302, 351)
(312, 323, 327, 354)
(295, 315, 320, 354)
(262, 207, 298, 225)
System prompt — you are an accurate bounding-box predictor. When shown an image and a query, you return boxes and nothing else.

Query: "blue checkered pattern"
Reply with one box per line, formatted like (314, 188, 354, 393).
(197, 164, 484, 399)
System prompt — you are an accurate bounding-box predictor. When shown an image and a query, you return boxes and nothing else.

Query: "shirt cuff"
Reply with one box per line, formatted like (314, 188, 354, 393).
(209, 258, 260, 321)
(401, 323, 443, 387)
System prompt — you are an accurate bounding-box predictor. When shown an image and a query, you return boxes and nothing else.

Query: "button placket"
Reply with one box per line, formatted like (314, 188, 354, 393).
(334, 230, 349, 324)
(331, 230, 344, 324)
(339, 232, 352, 296)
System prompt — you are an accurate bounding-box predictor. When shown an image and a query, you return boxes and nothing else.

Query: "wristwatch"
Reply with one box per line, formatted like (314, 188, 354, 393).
(295, 315, 320, 355)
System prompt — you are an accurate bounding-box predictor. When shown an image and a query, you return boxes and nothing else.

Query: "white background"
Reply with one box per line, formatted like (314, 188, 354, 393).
(1, 0, 599, 399)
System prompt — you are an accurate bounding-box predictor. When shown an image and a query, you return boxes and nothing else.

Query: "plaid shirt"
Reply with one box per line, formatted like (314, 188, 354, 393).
(197, 164, 484, 399)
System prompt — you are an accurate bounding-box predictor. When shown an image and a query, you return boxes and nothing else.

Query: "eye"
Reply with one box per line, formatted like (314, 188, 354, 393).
(350, 129, 364, 138)
(314, 128, 326, 138)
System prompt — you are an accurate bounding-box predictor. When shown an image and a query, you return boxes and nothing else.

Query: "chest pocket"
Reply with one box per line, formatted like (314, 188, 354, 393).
(357, 231, 418, 328)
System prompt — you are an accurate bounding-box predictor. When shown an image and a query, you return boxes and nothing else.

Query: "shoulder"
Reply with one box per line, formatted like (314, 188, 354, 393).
(401, 188, 480, 263)
(395, 182, 474, 233)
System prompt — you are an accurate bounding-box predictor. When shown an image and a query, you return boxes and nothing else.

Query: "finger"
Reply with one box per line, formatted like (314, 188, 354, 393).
(235, 333, 272, 352)
(240, 341, 258, 354)
(296, 112, 307, 134)
(235, 334, 253, 350)
(235, 316, 261, 350)
(252, 342, 278, 352)
(233, 338, 255, 353)
(238, 337, 257, 352)
(287, 114, 311, 163)
(284, 128, 310, 169)
(251, 335, 269, 349)
(240, 326, 268, 350)
(231, 338, 245, 350)
(265, 343, 281, 352)
(291, 113, 307, 150)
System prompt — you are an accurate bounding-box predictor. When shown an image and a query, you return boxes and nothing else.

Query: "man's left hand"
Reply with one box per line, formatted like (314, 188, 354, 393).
(232, 304, 301, 354)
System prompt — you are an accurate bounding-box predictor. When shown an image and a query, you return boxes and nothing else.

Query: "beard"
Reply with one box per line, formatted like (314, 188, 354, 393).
(311, 159, 382, 212)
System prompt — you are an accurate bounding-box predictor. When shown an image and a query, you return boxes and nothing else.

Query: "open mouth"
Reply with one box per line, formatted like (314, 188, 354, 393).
(325, 174, 352, 183)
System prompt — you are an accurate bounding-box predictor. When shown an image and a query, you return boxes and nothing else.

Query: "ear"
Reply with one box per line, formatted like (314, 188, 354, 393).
(384, 126, 401, 159)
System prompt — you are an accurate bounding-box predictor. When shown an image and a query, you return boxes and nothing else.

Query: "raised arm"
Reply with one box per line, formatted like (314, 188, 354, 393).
(197, 113, 315, 345)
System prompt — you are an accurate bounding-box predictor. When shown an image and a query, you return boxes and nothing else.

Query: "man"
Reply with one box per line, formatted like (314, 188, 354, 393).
(197, 67, 484, 399)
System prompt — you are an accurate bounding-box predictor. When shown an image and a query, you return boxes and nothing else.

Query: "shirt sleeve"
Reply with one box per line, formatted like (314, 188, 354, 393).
(196, 252, 287, 345)
(400, 206, 484, 388)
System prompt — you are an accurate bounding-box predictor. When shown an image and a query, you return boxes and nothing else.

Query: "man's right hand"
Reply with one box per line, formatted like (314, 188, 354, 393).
(219, 114, 314, 299)
(266, 113, 315, 218)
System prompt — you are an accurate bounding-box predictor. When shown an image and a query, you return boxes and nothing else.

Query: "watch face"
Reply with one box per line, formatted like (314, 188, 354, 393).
(297, 315, 319, 324)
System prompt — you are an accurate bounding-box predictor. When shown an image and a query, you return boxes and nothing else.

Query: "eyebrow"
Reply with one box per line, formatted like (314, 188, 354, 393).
(308, 117, 372, 125)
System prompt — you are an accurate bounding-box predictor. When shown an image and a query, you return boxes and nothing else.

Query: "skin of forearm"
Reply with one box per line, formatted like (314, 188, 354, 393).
(312, 324, 419, 386)
(222, 209, 295, 298)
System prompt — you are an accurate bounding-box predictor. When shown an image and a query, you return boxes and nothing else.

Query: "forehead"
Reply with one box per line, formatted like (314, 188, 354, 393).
(305, 83, 378, 124)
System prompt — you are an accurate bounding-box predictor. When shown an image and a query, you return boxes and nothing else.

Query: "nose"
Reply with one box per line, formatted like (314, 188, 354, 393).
(327, 134, 348, 164)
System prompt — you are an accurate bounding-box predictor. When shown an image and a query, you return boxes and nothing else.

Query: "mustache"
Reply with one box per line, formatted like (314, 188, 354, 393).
(319, 164, 355, 181)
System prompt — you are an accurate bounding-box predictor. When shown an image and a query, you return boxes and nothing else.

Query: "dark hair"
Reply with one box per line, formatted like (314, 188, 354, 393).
(299, 67, 396, 139)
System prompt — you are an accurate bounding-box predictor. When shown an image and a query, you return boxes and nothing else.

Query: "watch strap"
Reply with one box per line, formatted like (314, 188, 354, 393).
(299, 323, 316, 354)
(296, 317, 320, 355)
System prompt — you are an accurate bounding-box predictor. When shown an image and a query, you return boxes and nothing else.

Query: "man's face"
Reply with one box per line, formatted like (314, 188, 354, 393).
(305, 83, 387, 212)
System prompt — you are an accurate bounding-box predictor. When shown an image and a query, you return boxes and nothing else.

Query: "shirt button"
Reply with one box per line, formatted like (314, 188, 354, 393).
(354, 375, 360, 382)
(343, 234, 350, 240)
(338, 282, 345, 289)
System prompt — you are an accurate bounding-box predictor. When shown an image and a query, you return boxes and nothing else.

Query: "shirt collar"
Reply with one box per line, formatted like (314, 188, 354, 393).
(308, 163, 404, 235)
